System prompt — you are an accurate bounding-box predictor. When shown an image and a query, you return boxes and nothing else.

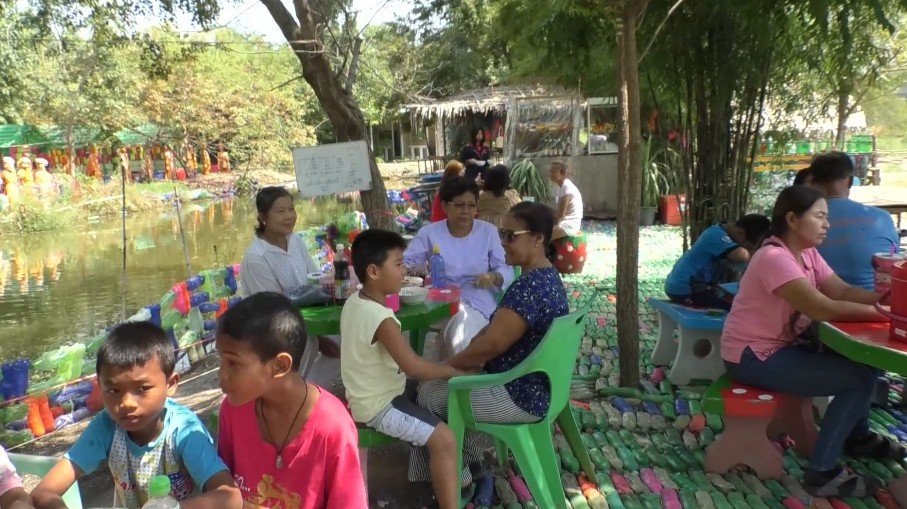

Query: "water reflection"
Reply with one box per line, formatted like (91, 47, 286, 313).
(0, 197, 346, 361)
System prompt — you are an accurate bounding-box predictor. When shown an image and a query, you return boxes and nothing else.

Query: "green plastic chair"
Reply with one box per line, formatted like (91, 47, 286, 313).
(9, 453, 82, 509)
(446, 307, 596, 509)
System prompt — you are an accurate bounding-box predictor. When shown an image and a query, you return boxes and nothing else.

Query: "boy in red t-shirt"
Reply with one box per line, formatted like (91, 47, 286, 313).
(216, 293, 366, 508)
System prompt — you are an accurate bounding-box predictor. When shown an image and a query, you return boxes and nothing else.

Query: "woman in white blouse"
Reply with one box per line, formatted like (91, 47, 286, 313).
(241, 186, 338, 364)
(241, 186, 320, 295)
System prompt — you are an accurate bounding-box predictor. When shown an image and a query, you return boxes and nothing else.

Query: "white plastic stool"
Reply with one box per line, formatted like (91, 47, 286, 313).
(668, 327, 725, 385)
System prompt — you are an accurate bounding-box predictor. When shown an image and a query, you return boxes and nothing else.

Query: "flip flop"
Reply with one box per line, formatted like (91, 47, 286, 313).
(804, 468, 878, 498)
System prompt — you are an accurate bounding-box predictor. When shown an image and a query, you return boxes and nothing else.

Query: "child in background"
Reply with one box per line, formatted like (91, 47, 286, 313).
(216, 292, 365, 508)
(341, 229, 470, 509)
(665, 214, 771, 310)
(0, 446, 33, 509)
(31, 322, 240, 509)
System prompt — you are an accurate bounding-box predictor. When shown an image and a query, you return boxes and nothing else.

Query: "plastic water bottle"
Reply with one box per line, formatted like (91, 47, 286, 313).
(429, 245, 447, 288)
(143, 475, 178, 509)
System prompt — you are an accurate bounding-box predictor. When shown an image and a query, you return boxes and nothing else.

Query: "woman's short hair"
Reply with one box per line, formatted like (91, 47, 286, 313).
(255, 186, 293, 235)
(439, 176, 480, 203)
(442, 160, 465, 182)
(508, 201, 556, 247)
(770, 185, 825, 237)
(483, 165, 511, 197)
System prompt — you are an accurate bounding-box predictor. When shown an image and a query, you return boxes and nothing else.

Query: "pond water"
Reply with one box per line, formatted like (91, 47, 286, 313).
(0, 198, 347, 362)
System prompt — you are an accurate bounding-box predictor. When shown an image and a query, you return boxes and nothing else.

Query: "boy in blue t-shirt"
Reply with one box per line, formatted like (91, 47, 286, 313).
(665, 214, 770, 310)
(32, 322, 241, 509)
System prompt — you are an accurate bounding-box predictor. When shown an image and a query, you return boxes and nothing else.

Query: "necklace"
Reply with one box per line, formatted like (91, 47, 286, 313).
(257, 383, 309, 468)
(360, 290, 385, 306)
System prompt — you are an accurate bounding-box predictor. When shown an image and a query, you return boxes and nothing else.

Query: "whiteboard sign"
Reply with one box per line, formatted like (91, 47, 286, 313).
(292, 140, 373, 198)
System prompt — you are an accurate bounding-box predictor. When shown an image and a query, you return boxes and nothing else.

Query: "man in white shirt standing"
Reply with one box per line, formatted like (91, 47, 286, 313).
(549, 162, 584, 240)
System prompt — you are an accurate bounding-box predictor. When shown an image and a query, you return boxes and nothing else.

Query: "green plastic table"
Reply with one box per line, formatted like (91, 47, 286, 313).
(300, 299, 457, 355)
(818, 321, 907, 375)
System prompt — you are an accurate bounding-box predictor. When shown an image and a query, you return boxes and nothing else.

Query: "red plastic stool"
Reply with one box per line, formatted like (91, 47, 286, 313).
(553, 233, 587, 274)
(704, 376, 818, 479)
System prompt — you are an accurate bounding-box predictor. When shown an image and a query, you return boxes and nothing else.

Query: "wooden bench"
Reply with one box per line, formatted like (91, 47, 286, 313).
(703, 374, 818, 479)
(648, 299, 727, 385)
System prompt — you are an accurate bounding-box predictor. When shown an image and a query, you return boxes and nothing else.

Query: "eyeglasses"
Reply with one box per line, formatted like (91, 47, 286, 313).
(499, 229, 530, 243)
(447, 201, 477, 211)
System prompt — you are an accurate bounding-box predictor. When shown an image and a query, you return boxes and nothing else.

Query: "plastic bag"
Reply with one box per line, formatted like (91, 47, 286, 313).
(288, 285, 332, 308)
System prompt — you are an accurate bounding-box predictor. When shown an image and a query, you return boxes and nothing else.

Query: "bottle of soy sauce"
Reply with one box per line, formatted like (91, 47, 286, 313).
(333, 243, 350, 304)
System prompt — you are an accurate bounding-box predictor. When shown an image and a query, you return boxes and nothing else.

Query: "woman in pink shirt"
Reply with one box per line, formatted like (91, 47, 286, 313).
(721, 186, 902, 499)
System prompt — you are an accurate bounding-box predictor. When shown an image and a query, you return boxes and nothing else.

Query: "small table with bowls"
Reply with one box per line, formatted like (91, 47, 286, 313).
(300, 287, 458, 355)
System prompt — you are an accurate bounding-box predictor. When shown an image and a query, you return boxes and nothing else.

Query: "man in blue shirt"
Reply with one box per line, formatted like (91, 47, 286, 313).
(810, 152, 900, 291)
(665, 214, 770, 310)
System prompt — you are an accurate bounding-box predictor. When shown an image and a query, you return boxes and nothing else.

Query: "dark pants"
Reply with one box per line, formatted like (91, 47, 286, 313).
(725, 346, 877, 471)
(667, 283, 733, 311)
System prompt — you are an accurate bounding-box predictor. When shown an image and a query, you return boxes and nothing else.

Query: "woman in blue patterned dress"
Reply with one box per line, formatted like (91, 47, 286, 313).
(408, 201, 569, 484)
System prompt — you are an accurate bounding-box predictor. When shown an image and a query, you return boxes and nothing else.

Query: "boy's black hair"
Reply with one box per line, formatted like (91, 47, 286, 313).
(351, 229, 407, 283)
(734, 214, 771, 245)
(96, 321, 176, 378)
(809, 151, 854, 185)
(217, 292, 307, 370)
(483, 164, 511, 198)
(438, 176, 480, 203)
(793, 168, 811, 186)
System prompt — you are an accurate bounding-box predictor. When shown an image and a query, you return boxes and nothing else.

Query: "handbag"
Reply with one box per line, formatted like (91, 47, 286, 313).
(789, 311, 824, 353)
(762, 240, 824, 352)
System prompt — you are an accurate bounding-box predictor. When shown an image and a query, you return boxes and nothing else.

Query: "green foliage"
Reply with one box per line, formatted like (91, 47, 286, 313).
(640, 136, 668, 208)
(509, 159, 550, 201)
(1, 203, 72, 234)
(233, 171, 259, 197)
(408, 0, 510, 96)
(136, 28, 319, 172)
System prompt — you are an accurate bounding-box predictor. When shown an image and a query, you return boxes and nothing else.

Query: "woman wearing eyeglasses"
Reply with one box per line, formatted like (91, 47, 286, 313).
(404, 176, 514, 358)
(408, 201, 569, 485)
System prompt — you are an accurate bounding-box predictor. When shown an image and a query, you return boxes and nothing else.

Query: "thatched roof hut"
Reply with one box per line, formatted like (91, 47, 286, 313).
(406, 85, 576, 121)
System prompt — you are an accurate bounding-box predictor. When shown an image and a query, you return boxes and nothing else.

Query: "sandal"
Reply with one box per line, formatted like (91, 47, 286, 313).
(804, 468, 878, 498)
(845, 431, 907, 460)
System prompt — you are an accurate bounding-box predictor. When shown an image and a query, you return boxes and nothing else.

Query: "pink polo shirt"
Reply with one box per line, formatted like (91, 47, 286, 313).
(721, 236, 835, 363)
(217, 387, 366, 509)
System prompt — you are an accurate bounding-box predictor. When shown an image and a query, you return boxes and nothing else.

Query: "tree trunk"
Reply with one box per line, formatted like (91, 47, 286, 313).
(261, 0, 393, 229)
(616, 0, 647, 388)
(834, 90, 849, 148)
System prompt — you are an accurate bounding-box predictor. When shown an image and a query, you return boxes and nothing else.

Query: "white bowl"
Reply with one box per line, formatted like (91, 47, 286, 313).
(403, 276, 424, 287)
(399, 286, 428, 305)
(306, 272, 323, 285)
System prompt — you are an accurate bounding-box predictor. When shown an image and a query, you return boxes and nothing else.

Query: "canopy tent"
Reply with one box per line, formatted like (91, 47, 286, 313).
(0, 123, 172, 150)
(0, 124, 49, 149)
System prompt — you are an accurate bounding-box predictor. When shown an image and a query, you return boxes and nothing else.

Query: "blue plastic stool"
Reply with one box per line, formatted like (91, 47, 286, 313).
(648, 299, 727, 385)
